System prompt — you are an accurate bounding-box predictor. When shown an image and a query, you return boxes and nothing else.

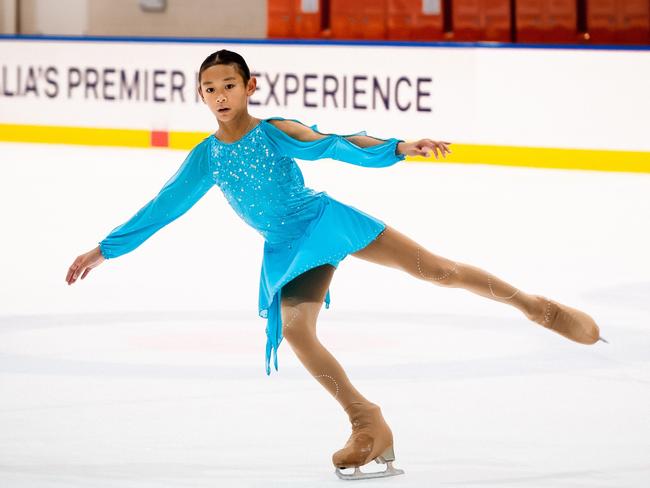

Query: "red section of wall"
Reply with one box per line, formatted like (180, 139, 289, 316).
(587, 0, 650, 44)
(452, 0, 512, 42)
(330, 0, 387, 40)
(516, 0, 578, 43)
(268, 0, 292, 37)
(387, 0, 445, 40)
(295, 0, 323, 38)
(150, 131, 169, 148)
(268, 0, 322, 38)
(268, 0, 649, 45)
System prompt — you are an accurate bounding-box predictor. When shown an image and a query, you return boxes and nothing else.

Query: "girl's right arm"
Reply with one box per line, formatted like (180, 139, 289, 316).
(66, 140, 214, 285)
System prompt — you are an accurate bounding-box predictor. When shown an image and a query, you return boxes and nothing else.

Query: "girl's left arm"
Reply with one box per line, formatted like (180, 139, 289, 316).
(264, 117, 403, 168)
(264, 117, 451, 167)
(347, 133, 452, 160)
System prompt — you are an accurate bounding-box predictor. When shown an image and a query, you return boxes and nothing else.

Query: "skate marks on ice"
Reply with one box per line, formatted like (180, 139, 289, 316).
(1, 309, 649, 487)
(1, 308, 646, 383)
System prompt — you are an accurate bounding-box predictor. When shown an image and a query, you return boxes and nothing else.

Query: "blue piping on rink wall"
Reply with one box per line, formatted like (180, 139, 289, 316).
(0, 33, 649, 51)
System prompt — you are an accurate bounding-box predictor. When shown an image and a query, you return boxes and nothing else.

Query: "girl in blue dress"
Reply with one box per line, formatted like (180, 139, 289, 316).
(66, 49, 607, 481)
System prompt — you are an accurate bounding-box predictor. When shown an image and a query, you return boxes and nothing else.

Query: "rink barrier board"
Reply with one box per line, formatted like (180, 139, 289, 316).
(2, 36, 649, 158)
(1, 123, 649, 173)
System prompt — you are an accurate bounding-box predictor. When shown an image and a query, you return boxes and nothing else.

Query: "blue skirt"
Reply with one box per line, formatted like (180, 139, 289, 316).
(258, 192, 386, 375)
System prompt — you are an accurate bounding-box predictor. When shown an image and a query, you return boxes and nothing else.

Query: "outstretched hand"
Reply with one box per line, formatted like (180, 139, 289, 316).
(397, 139, 452, 159)
(66, 246, 105, 285)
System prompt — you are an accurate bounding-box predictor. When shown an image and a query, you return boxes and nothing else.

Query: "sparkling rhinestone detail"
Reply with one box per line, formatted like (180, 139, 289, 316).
(314, 373, 340, 399)
(416, 246, 457, 282)
(487, 276, 520, 300)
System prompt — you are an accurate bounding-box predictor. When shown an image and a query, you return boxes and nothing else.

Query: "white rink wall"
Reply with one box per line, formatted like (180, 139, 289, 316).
(1, 39, 650, 150)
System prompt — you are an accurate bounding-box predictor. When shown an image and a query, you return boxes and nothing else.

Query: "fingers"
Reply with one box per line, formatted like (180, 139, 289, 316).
(67, 265, 79, 285)
(421, 146, 438, 159)
(66, 262, 77, 284)
(419, 144, 450, 159)
(422, 139, 452, 159)
(67, 259, 85, 285)
(411, 139, 452, 159)
(80, 268, 90, 280)
(433, 140, 452, 157)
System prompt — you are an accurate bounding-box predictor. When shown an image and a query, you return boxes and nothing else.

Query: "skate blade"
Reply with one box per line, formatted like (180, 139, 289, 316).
(335, 460, 405, 481)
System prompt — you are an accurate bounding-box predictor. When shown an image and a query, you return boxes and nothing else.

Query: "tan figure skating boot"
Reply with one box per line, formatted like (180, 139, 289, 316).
(533, 296, 608, 345)
(332, 401, 405, 480)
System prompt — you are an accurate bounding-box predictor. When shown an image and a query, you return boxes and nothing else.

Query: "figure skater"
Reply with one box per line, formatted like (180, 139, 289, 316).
(66, 49, 607, 481)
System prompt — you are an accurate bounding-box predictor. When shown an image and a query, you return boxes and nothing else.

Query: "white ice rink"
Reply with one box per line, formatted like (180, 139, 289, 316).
(1, 141, 649, 487)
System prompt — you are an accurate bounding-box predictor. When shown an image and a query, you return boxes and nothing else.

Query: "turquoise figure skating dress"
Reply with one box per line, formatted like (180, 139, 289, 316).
(99, 117, 405, 375)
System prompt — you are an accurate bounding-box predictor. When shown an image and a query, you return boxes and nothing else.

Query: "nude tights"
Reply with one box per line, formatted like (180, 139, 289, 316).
(280, 225, 543, 411)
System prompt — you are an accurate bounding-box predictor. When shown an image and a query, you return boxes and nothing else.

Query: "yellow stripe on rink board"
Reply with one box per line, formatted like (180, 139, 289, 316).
(0, 123, 209, 150)
(1, 123, 649, 173)
(0, 123, 152, 148)
(406, 144, 650, 174)
(168, 131, 210, 150)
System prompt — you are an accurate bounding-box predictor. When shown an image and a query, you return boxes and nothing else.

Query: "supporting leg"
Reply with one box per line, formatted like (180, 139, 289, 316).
(280, 264, 404, 479)
(280, 264, 371, 409)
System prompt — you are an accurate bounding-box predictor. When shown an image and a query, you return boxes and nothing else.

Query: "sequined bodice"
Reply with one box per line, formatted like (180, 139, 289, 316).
(98, 116, 405, 376)
(98, 116, 403, 261)
(209, 123, 324, 245)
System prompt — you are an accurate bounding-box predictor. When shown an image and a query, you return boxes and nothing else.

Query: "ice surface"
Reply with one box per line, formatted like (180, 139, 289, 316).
(1, 141, 649, 487)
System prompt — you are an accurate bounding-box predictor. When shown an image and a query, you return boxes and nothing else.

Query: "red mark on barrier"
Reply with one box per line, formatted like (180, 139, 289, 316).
(150, 130, 169, 147)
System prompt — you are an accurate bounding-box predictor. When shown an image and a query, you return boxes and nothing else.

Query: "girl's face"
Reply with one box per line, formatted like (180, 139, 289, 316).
(198, 64, 256, 122)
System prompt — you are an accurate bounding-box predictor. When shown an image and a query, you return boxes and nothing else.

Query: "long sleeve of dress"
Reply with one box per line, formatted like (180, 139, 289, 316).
(98, 139, 214, 259)
(263, 116, 406, 167)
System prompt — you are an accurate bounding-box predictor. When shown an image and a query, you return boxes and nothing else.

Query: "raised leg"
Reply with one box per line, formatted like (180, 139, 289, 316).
(352, 225, 606, 345)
